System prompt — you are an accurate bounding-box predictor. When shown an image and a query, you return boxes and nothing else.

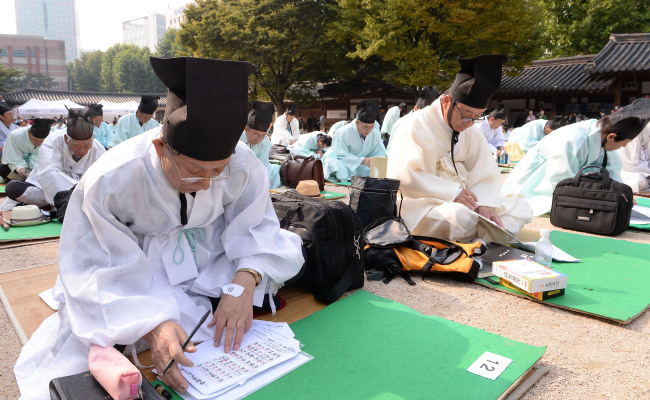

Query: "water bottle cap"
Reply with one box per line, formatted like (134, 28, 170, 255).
(540, 228, 550, 237)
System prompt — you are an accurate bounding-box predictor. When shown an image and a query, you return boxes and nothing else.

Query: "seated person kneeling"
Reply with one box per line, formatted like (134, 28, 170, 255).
(239, 101, 282, 189)
(0, 118, 53, 182)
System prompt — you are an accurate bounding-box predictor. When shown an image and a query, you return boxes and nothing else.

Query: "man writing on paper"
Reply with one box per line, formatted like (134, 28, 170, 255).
(387, 55, 532, 242)
(0, 118, 52, 182)
(14, 57, 304, 399)
(322, 99, 387, 182)
(240, 101, 282, 189)
(112, 95, 161, 146)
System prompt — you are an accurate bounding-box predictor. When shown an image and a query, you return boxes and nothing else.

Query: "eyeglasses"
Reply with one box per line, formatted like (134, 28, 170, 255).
(166, 144, 230, 182)
(454, 103, 486, 123)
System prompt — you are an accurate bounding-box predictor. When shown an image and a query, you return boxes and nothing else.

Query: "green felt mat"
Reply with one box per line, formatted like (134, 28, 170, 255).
(478, 231, 650, 323)
(630, 197, 650, 230)
(321, 190, 347, 200)
(0, 221, 62, 241)
(249, 291, 545, 400)
(326, 180, 351, 186)
(0, 184, 5, 194)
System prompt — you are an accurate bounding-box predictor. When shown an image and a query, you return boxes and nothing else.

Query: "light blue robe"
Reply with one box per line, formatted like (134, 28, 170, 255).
(112, 112, 160, 146)
(322, 119, 387, 182)
(93, 122, 114, 149)
(502, 119, 623, 216)
(239, 131, 281, 189)
(508, 119, 547, 152)
(290, 131, 328, 157)
(381, 105, 401, 137)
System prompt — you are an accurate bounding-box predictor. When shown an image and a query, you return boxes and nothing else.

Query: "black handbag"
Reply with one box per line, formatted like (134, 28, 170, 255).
(348, 176, 401, 229)
(49, 371, 164, 400)
(550, 152, 633, 236)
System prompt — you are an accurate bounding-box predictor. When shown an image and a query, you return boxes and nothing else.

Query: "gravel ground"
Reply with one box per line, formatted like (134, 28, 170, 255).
(1, 183, 648, 399)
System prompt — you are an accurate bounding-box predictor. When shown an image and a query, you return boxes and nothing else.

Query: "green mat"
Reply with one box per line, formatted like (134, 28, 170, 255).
(248, 291, 545, 400)
(326, 180, 351, 186)
(478, 231, 650, 323)
(0, 221, 62, 242)
(321, 190, 347, 200)
(630, 197, 650, 230)
(0, 184, 5, 194)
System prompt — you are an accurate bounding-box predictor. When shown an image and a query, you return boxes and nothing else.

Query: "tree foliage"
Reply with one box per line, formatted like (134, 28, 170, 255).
(155, 28, 190, 58)
(68, 50, 103, 91)
(4, 73, 54, 91)
(0, 65, 23, 93)
(179, 0, 353, 112)
(331, 0, 545, 89)
(540, 0, 650, 57)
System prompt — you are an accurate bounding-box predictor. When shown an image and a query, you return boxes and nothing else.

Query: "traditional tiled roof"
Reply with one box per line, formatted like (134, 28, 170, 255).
(586, 33, 650, 75)
(499, 56, 616, 95)
(2, 88, 167, 108)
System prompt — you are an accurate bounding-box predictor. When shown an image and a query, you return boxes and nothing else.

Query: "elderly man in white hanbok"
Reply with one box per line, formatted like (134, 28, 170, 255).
(290, 131, 332, 157)
(14, 56, 304, 400)
(502, 99, 650, 216)
(239, 101, 282, 189)
(617, 123, 650, 192)
(112, 95, 160, 146)
(388, 55, 532, 242)
(322, 99, 386, 182)
(0, 118, 52, 182)
(4, 110, 105, 208)
(270, 104, 299, 146)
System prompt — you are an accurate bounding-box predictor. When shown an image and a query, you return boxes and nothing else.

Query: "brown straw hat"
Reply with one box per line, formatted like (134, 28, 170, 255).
(296, 180, 323, 198)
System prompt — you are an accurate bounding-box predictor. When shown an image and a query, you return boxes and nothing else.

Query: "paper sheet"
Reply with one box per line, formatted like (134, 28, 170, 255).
(38, 287, 58, 310)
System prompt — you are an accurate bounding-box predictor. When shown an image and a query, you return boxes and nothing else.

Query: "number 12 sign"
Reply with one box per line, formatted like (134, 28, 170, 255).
(467, 351, 513, 380)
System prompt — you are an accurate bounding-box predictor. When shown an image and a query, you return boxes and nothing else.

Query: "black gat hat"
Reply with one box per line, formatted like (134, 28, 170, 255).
(247, 101, 274, 132)
(449, 55, 507, 109)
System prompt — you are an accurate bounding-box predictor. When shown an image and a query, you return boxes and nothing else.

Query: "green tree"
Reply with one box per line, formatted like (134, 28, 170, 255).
(5, 73, 55, 90)
(332, 0, 545, 89)
(68, 50, 103, 91)
(111, 46, 166, 93)
(179, 0, 351, 112)
(0, 48, 23, 92)
(541, 0, 650, 57)
(155, 28, 190, 58)
(99, 43, 130, 92)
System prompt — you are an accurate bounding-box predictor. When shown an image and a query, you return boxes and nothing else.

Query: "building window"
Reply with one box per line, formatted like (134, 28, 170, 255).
(13, 49, 27, 57)
(0, 49, 7, 57)
(30, 50, 36, 58)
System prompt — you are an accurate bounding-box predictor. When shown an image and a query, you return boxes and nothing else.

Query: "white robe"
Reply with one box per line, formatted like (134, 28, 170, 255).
(617, 124, 650, 192)
(387, 99, 532, 242)
(0, 126, 39, 178)
(270, 113, 300, 146)
(112, 112, 160, 146)
(478, 119, 506, 155)
(328, 120, 347, 136)
(507, 119, 547, 152)
(26, 130, 106, 204)
(502, 119, 623, 216)
(239, 131, 282, 189)
(380, 106, 401, 136)
(322, 119, 386, 182)
(14, 128, 304, 400)
(0, 121, 18, 157)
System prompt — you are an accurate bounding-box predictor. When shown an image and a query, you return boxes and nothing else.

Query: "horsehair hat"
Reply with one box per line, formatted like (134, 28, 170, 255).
(609, 98, 650, 138)
(416, 87, 436, 109)
(150, 56, 256, 161)
(66, 108, 94, 140)
(0, 101, 12, 115)
(247, 101, 274, 132)
(138, 95, 160, 115)
(449, 54, 508, 109)
(546, 115, 566, 131)
(286, 104, 297, 116)
(86, 103, 104, 117)
(357, 98, 380, 124)
(29, 118, 54, 139)
(490, 102, 507, 120)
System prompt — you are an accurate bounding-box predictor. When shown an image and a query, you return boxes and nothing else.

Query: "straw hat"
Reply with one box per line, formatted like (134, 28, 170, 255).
(10, 205, 49, 224)
(296, 180, 323, 198)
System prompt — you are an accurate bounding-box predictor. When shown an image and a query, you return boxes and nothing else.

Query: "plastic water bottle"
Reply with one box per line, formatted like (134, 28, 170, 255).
(534, 229, 553, 267)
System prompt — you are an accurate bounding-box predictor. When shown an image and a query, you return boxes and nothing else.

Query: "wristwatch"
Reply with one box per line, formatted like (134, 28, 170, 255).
(237, 268, 262, 286)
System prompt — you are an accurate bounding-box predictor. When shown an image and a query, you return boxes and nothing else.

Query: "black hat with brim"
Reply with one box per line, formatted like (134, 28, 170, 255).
(449, 55, 508, 109)
(138, 95, 160, 115)
(150, 56, 255, 162)
(86, 104, 103, 117)
(416, 87, 437, 109)
(286, 104, 297, 116)
(247, 101, 274, 132)
(30, 118, 54, 139)
(357, 99, 379, 124)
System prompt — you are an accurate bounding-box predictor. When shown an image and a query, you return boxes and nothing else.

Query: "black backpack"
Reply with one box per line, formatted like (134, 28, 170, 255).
(271, 190, 365, 304)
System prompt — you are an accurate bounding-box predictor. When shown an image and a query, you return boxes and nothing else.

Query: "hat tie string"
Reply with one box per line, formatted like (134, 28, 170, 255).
(173, 227, 205, 269)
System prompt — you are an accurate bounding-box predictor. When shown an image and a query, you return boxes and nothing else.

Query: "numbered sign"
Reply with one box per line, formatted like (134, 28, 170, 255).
(467, 351, 513, 380)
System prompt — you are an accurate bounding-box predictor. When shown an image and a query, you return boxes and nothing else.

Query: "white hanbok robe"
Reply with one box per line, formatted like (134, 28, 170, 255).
(322, 119, 387, 182)
(112, 112, 160, 146)
(239, 131, 281, 189)
(94, 121, 115, 149)
(617, 124, 650, 192)
(14, 128, 304, 400)
(507, 119, 547, 152)
(1, 126, 39, 178)
(270, 113, 300, 146)
(387, 99, 532, 242)
(328, 120, 347, 136)
(478, 119, 506, 155)
(502, 119, 623, 216)
(290, 131, 328, 157)
(380, 106, 401, 137)
(25, 130, 106, 204)
(0, 121, 18, 157)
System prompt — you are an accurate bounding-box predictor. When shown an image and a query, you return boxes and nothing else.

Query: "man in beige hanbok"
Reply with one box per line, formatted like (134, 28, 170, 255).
(387, 55, 532, 242)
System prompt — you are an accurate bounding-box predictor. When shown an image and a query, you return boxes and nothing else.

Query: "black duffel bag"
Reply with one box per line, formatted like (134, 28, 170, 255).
(349, 176, 401, 229)
(550, 153, 633, 236)
(271, 190, 365, 304)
